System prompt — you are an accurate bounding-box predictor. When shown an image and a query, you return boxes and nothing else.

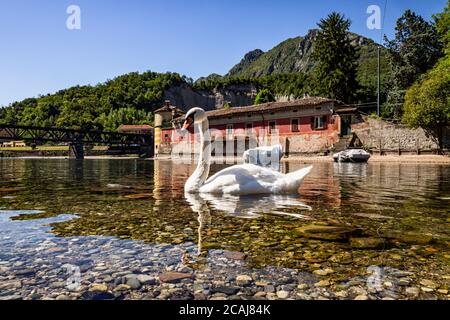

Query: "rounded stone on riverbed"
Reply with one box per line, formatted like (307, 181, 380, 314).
(419, 279, 437, 289)
(276, 291, 289, 299)
(293, 224, 361, 241)
(136, 275, 156, 285)
(114, 284, 131, 292)
(81, 291, 115, 300)
(315, 280, 331, 287)
(223, 250, 247, 261)
(236, 275, 252, 286)
(124, 275, 142, 289)
(350, 237, 385, 249)
(313, 268, 334, 276)
(264, 285, 276, 293)
(335, 290, 348, 298)
(159, 272, 193, 283)
(89, 283, 108, 292)
(352, 213, 393, 220)
(211, 286, 240, 295)
(297, 284, 309, 290)
(405, 287, 420, 297)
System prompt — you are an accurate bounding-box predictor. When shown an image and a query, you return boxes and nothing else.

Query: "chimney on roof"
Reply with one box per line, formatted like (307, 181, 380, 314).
(164, 100, 171, 107)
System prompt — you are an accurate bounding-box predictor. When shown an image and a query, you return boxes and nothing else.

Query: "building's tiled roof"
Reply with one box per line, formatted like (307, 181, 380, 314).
(335, 107, 358, 114)
(205, 97, 337, 119)
(118, 125, 153, 131)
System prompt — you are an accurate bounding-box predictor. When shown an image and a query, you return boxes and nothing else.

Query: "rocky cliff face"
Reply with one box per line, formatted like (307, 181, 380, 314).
(164, 84, 258, 111)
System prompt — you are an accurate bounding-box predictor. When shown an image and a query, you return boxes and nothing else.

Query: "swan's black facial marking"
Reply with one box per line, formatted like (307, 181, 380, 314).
(182, 114, 194, 130)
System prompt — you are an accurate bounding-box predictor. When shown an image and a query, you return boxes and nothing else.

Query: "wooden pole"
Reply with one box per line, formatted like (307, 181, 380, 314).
(377, 46, 381, 117)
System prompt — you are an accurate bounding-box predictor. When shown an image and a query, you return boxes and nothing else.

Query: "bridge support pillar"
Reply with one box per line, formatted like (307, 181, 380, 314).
(69, 143, 84, 160)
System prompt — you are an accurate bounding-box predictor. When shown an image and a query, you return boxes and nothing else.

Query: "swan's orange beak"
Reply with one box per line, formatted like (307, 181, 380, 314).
(182, 117, 193, 130)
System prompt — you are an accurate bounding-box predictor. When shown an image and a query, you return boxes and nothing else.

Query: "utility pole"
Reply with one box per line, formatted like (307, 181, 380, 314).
(377, 46, 381, 117)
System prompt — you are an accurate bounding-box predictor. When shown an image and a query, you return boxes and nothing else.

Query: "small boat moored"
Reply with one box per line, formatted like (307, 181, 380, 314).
(333, 149, 371, 163)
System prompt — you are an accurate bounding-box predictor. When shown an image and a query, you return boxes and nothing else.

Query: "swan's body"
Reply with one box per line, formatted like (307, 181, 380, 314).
(183, 107, 312, 195)
(198, 163, 311, 195)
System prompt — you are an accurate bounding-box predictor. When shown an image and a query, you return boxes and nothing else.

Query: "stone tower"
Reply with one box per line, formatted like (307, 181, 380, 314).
(153, 100, 184, 156)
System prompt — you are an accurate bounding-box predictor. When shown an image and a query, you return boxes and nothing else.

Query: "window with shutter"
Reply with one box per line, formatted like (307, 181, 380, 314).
(226, 124, 233, 138)
(313, 116, 326, 130)
(322, 115, 328, 129)
(246, 123, 253, 134)
(268, 121, 277, 134)
(291, 119, 299, 132)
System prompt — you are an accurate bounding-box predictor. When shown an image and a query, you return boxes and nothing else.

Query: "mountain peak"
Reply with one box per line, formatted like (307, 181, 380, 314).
(225, 30, 385, 79)
(227, 49, 265, 77)
(244, 49, 265, 61)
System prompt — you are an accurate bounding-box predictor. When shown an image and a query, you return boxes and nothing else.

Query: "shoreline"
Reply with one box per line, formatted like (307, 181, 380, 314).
(1, 154, 449, 163)
(155, 154, 450, 164)
(285, 154, 450, 164)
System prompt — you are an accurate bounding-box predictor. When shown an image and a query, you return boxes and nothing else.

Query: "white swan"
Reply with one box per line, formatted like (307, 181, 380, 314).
(182, 107, 312, 195)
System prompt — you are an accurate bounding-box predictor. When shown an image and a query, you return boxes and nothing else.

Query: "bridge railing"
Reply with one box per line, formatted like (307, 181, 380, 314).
(0, 124, 153, 146)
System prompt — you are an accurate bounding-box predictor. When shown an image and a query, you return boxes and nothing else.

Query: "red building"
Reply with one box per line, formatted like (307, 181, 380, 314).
(155, 97, 347, 156)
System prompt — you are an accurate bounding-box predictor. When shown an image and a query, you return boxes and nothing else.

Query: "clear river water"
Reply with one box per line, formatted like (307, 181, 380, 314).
(0, 159, 448, 300)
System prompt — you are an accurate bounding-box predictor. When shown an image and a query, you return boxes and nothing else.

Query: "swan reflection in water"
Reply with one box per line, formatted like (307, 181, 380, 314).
(184, 192, 312, 257)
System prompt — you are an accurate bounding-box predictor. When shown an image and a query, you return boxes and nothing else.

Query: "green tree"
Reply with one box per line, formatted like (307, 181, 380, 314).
(435, 0, 450, 52)
(98, 108, 153, 132)
(384, 10, 443, 119)
(254, 89, 275, 104)
(0, 71, 184, 130)
(403, 2, 450, 150)
(312, 12, 359, 103)
(403, 56, 450, 150)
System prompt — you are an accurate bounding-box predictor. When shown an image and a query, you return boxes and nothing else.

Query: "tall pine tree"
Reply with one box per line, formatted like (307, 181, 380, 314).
(313, 12, 359, 103)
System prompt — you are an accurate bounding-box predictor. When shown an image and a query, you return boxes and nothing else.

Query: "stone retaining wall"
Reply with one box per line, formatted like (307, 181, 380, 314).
(351, 116, 450, 154)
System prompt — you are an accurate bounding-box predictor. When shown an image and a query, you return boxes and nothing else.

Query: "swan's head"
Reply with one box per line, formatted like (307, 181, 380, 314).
(182, 107, 207, 130)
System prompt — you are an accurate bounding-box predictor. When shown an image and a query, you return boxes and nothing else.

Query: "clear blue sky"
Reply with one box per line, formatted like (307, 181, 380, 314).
(0, 0, 446, 106)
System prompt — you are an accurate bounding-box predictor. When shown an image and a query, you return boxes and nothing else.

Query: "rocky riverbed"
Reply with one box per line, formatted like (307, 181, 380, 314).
(0, 210, 448, 301)
(1, 160, 449, 300)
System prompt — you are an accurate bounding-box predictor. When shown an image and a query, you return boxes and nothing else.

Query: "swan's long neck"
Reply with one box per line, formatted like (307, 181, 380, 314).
(185, 118, 211, 192)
